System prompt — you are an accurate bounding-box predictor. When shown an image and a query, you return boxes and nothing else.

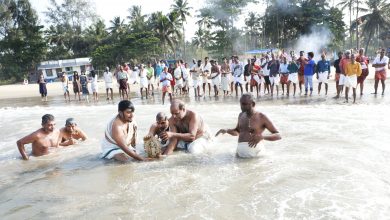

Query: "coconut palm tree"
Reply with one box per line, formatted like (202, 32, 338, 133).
(149, 11, 181, 58)
(108, 16, 126, 35)
(128, 5, 147, 32)
(357, 0, 390, 53)
(192, 27, 210, 59)
(171, 0, 192, 59)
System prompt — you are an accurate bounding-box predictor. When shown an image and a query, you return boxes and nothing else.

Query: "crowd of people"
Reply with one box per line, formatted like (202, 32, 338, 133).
(37, 48, 389, 104)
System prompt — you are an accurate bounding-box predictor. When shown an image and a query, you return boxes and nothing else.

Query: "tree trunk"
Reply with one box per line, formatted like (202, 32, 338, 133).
(356, 0, 359, 49)
(349, 1, 352, 48)
(183, 25, 186, 60)
(365, 28, 374, 55)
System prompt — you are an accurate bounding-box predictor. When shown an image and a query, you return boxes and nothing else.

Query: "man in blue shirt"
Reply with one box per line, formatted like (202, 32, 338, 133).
(316, 53, 331, 95)
(303, 52, 316, 96)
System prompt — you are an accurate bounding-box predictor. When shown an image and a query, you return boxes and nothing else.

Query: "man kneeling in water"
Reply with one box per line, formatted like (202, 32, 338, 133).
(145, 112, 170, 150)
(101, 100, 151, 162)
(59, 118, 88, 146)
(161, 99, 211, 155)
(215, 93, 281, 157)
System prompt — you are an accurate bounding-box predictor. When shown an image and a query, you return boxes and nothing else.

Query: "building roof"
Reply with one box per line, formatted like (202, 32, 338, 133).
(37, 57, 91, 70)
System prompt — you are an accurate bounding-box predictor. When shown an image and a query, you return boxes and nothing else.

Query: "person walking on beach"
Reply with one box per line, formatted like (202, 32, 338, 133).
(279, 57, 289, 96)
(37, 72, 48, 102)
(372, 48, 389, 95)
(268, 53, 280, 96)
(232, 56, 244, 97)
(61, 72, 70, 102)
(215, 93, 281, 158)
(101, 100, 151, 162)
(146, 62, 155, 96)
(344, 53, 362, 103)
(118, 65, 129, 100)
(160, 67, 173, 105)
(161, 99, 211, 155)
(335, 50, 351, 98)
(72, 71, 81, 101)
(103, 67, 114, 100)
(16, 114, 61, 160)
(316, 53, 331, 95)
(296, 51, 307, 94)
(190, 60, 202, 97)
(201, 57, 212, 96)
(356, 48, 369, 95)
(139, 64, 149, 99)
(59, 118, 88, 146)
(287, 57, 299, 96)
(210, 60, 221, 97)
(220, 57, 231, 96)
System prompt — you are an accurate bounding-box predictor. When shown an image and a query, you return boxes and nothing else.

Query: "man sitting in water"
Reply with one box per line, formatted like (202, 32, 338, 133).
(215, 93, 281, 158)
(16, 114, 61, 160)
(161, 99, 211, 155)
(144, 112, 170, 149)
(59, 118, 88, 146)
(101, 100, 151, 162)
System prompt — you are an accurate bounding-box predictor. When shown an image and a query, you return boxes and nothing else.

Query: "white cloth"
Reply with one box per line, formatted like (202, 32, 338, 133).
(372, 56, 389, 72)
(160, 72, 172, 87)
(101, 117, 137, 159)
(270, 75, 280, 85)
(201, 63, 212, 84)
(318, 71, 329, 83)
(338, 74, 346, 85)
(288, 72, 298, 84)
(139, 69, 148, 88)
(344, 75, 357, 88)
(91, 75, 98, 92)
(236, 141, 264, 158)
(221, 74, 230, 91)
(174, 68, 183, 88)
(210, 72, 221, 87)
(252, 74, 261, 84)
(177, 132, 211, 154)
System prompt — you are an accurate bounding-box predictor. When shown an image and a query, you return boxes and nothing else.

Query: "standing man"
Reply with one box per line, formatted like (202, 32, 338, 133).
(173, 62, 184, 95)
(161, 99, 211, 155)
(316, 53, 331, 95)
(296, 51, 307, 94)
(232, 56, 244, 96)
(244, 59, 251, 92)
(220, 57, 231, 96)
(61, 72, 71, 102)
(261, 55, 271, 94)
(268, 53, 280, 96)
(37, 73, 48, 102)
(16, 114, 61, 160)
(333, 52, 343, 98)
(356, 48, 369, 95)
(101, 100, 150, 162)
(344, 53, 362, 103)
(59, 118, 88, 146)
(250, 58, 261, 97)
(210, 60, 221, 96)
(103, 67, 114, 100)
(146, 62, 155, 96)
(287, 57, 299, 96)
(279, 57, 289, 96)
(215, 93, 281, 158)
(372, 48, 389, 95)
(190, 60, 202, 97)
(201, 57, 212, 96)
(303, 52, 316, 96)
(160, 66, 173, 105)
(118, 65, 129, 100)
(335, 50, 351, 98)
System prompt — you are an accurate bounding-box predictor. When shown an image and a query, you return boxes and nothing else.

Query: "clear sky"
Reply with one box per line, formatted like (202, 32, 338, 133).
(29, 0, 345, 41)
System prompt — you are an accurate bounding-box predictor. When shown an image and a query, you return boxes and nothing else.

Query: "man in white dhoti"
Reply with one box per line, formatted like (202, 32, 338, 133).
(101, 100, 150, 162)
(215, 93, 281, 158)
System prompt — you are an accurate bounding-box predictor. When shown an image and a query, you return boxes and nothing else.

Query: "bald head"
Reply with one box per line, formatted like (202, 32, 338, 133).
(171, 99, 185, 110)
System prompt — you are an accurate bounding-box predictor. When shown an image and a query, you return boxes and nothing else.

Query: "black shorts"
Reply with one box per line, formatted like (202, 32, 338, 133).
(264, 76, 271, 85)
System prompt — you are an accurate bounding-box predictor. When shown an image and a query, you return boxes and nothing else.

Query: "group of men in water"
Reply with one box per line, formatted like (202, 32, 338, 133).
(17, 94, 281, 161)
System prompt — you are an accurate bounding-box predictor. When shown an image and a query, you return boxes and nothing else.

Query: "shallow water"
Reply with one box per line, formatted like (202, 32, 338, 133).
(1, 82, 390, 219)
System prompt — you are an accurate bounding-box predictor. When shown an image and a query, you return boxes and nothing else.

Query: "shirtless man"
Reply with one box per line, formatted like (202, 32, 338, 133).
(101, 100, 150, 162)
(145, 112, 170, 149)
(215, 93, 281, 158)
(16, 114, 61, 160)
(161, 99, 211, 155)
(59, 118, 88, 146)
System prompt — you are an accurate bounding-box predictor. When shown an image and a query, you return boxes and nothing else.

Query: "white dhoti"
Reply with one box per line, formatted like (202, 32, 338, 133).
(338, 74, 346, 85)
(91, 82, 98, 92)
(236, 141, 265, 158)
(177, 130, 211, 154)
(211, 73, 221, 87)
(221, 76, 229, 91)
(140, 77, 148, 88)
(175, 78, 183, 89)
(105, 82, 113, 89)
(202, 76, 211, 84)
(147, 79, 154, 85)
(234, 75, 244, 85)
(192, 79, 200, 88)
(344, 75, 357, 88)
(252, 75, 261, 84)
(288, 72, 298, 84)
(318, 71, 329, 83)
(270, 75, 280, 85)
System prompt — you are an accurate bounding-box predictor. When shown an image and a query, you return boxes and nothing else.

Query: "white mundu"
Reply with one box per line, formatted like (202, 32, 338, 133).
(210, 71, 221, 87)
(318, 71, 329, 83)
(236, 141, 265, 158)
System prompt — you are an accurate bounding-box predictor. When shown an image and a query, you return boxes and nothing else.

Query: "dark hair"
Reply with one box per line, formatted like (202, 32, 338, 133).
(42, 114, 54, 125)
(91, 70, 96, 77)
(240, 93, 255, 104)
(118, 100, 135, 112)
(308, 52, 314, 58)
(156, 112, 167, 121)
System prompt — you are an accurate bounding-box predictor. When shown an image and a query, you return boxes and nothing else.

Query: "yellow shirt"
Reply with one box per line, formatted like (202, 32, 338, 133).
(345, 62, 362, 77)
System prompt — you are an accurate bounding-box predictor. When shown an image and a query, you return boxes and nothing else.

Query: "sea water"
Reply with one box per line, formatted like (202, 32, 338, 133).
(0, 89, 390, 219)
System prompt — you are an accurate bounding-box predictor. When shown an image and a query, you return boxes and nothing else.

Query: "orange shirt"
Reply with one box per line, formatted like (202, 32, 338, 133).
(345, 62, 362, 77)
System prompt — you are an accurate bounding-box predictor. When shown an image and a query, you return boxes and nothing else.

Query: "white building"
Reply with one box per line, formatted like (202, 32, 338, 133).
(37, 57, 93, 81)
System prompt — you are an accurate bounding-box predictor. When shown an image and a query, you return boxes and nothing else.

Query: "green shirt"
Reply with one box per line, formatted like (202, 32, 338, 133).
(145, 67, 154, 78)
